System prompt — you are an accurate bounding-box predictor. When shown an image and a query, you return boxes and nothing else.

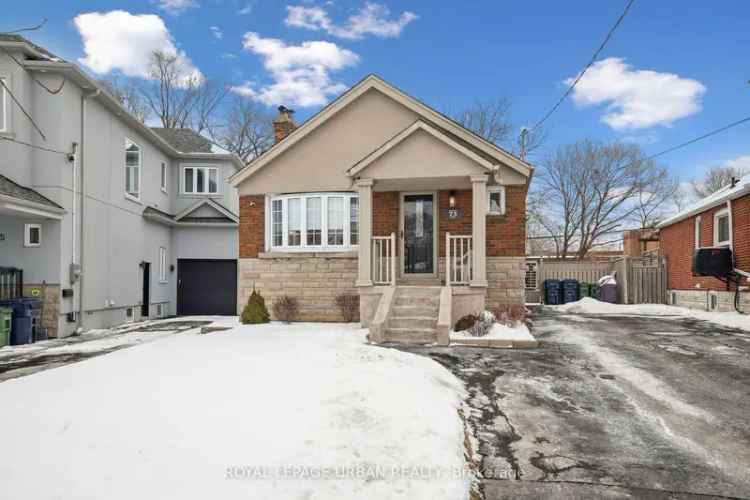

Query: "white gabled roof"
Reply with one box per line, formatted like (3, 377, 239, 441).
(175, 199, 239, 223)
(657, 173, 750, 228)
(230, 74, 532, 187)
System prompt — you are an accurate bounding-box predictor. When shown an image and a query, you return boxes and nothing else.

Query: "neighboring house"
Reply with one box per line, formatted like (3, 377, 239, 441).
(622, 228, 659, 257)
(658, 175, 750, 311)
(231, 75, 532, 344)
(0, 35, 243, 338)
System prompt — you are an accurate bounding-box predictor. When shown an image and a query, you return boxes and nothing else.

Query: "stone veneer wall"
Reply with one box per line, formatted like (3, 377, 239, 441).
(22, 284, 60, 338)
(239, 254, 359, 322)
(670, 289, 750, 313)
(486, 257, 525, 307)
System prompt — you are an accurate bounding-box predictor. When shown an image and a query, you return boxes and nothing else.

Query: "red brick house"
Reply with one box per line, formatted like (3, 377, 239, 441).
(658, 175, 750, 311)
(230, 75, 533, 344)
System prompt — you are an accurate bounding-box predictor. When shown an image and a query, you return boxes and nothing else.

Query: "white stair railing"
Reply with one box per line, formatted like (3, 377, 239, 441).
(372, 233, 396, 286)
(446, 233, 473, 286)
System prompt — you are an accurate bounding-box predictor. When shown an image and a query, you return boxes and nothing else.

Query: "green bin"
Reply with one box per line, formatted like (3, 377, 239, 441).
(579, 282, 591, 298)
(0, 307, 11, 347)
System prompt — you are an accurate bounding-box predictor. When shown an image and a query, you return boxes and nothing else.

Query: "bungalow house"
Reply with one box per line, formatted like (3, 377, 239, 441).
(0, 35, 243, 338)
(231, 75, 532, 344)
(658, 174, 750, 311)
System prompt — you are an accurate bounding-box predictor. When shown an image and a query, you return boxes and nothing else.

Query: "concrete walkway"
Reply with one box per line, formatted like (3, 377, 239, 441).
(398, 307, 750, 499)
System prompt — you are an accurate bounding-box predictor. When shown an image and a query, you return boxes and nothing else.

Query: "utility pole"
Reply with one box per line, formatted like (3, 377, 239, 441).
(519, 128, 529, 161)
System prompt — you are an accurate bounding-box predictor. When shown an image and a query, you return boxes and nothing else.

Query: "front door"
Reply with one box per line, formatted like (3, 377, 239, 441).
(141, 262, 151, 317)
(402, 194, 435, 275)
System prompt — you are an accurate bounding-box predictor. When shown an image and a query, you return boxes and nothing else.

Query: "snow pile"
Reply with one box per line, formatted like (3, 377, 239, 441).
(451, 322, 534, 342)
(0, 323, 471, 500)
(551, 297, 750, 332)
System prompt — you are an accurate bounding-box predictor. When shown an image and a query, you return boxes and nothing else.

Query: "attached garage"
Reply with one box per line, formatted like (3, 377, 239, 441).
(177, 259, 237, 316)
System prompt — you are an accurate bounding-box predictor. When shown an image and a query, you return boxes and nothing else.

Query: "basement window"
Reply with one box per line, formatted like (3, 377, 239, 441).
(709, 293, 719, 311)
(125, 307, 135, 322)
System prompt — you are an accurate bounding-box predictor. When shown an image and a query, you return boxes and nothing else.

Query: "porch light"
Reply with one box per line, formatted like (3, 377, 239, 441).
(449, 191, 456, 209)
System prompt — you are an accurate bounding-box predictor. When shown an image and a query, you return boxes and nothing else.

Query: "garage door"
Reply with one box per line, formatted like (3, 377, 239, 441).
(177, 259, 237, 316)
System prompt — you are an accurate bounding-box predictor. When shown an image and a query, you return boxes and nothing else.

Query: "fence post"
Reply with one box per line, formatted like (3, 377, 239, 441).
(445, 232, 451, 287)
(621, 256, 630, 304)
(390, 232, 396, 286)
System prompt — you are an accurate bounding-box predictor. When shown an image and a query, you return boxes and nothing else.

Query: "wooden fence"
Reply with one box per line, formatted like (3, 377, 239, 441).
(527, 256, 667, 305)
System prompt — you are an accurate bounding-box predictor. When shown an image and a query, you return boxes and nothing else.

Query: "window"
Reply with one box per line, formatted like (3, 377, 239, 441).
(125, 138, 141, 200)
(0, 76, 7, 133)
(159, 247, 167, 283)
(156, 304, 164, 317)
(268, 193, 358, 251)
(161, 163, 168, 193)
(709, 292, 719, 311)
(306, 197, 322, 246)
(125, 307, 134, 322)
(182, 166, 219, 195)
(694, 216, 702, 250)
(24, 223, 41, 247)
(488, 186, 505, 215)
(350, 197, 359, 245)
(714, 209, 730, 246)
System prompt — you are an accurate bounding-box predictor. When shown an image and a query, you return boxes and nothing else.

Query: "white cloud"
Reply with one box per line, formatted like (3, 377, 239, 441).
(236, 32, 359, 107)
(210, 26, 223, 40)
(726, 155, 750, 172)
(74, 10, 202, 83)
(155, 0, 198, 15)
(566, 57, 706, 130)
(285, 2, 418, 40)
(238, 2, 254, 15)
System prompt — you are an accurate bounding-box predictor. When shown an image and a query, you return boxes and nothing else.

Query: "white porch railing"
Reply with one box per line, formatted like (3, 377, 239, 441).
(446, 233, 473, 286)
(372, 233, 396, 286)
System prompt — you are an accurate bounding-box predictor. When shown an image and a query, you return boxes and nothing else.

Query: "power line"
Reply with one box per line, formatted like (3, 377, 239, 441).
(0, 46, 66, 95)
(0, 136, 70, 156)
(643, 116, 750, 162)
(5, 18, 47, 34)
(0, 78, 47, 140)
(530, 0, 636, 132)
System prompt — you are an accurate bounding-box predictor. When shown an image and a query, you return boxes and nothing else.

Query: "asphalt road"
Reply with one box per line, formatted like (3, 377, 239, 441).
(399, 307, 750, 499)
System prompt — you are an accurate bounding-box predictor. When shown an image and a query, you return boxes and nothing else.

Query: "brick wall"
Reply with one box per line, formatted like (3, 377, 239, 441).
(660, 193, 750, 291)
(438, 190, 472, 256)
(487, 185, 527, 257)
(372, 191, 399, 238)
(239, 195, 265, 258)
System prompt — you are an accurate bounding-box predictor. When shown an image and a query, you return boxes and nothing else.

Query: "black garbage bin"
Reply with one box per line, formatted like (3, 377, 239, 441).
(561, 279, 580, 304)
(543, 279, 562, 305)
(0, 299, 34, 345)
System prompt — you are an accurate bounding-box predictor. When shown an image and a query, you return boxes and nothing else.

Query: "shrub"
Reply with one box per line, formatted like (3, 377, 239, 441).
(335, 293, 360, 322)
(491, 304, 527, 326)
(468, 310, 496, 337)
(454, 314, 478, 332)
(241, 289, 270, 324)
(272, 295, 300, 323)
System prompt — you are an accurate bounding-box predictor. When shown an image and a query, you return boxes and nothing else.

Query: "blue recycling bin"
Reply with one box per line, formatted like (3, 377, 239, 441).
(561, 279, 580, 304)
(543, 279, 562, 305)
(0, 298, 37, 345)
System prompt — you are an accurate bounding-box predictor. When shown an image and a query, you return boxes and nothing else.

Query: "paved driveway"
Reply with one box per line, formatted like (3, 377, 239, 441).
(400, 307, 750, 499)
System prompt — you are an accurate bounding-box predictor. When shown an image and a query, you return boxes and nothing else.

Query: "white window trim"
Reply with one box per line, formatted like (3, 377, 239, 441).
(487, 185, 506, 215)
(0, 76, 8, 133)
(266, 192, 359, 252)
(694, 216, 702, 250)
(158, 247, 167, 283)
(24, 223, 41, 247)
(180, 164, 220, 196)
(713, 208, 730, 247)
(160, 163, 168, 194)
(124, 137, 141, 202)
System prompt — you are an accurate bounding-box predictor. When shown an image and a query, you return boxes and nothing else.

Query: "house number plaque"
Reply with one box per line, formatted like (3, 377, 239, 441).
(442, 208, 464, 220)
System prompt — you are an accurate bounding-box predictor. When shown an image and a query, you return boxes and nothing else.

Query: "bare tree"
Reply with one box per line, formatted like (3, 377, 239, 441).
(691, 165, 747, 198)
(209, 97, 273, 163)
(632, 164, 679, 228)
(453, 97, 512, 146)
(531, 140, 672, 259)
(141, 51, 226, 131)
(99, 76, 150, 123)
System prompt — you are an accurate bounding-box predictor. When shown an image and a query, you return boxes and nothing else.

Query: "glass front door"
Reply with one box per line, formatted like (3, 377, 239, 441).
(403, 194, 434, 274)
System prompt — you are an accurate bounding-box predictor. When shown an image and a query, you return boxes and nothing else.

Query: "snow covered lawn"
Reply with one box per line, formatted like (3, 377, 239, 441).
(551, 297, 750, 332)
(0, 322, 471, 500)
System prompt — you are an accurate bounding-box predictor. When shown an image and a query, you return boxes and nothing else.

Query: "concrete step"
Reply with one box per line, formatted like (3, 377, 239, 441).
(387, 316, 437, 330)
(384, 327, 438, 344)
(394, 295, 440, 307)
(394, 286, 442, 297)
(391, 305, 438, 317)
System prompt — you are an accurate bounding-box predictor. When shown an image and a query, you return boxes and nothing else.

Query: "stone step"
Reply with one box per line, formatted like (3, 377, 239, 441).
(391, 305, 438, 317)
(394, 286, 442, 297)
(387, 316, 437, 330)
(394, 295, 440, 307)
(384, 327, 438, 344)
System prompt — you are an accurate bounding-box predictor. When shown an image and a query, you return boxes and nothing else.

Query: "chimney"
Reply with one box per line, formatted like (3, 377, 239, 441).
(273, 105, 297, 143)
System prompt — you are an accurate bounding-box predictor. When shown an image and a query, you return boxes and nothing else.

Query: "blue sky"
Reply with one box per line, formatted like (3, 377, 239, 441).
(5, 0, 750, 181)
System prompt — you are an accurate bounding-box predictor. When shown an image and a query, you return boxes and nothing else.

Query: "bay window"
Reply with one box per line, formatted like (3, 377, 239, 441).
(268, 193, 359, 251)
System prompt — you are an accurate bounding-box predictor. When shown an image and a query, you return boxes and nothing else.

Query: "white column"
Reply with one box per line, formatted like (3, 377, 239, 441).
(470, 174, 488, 287)
(356, 178, 374, 287)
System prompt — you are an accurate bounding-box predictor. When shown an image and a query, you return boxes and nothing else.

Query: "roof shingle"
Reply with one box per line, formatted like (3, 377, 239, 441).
(0, 174, 63, 209)
(150, 128, 213, 153)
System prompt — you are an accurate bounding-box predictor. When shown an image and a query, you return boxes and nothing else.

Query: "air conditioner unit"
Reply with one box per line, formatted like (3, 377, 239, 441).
(693, 247, 733, 278)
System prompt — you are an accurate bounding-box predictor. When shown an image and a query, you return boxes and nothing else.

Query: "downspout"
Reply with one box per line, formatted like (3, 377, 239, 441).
(77, 88, 100, 331)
